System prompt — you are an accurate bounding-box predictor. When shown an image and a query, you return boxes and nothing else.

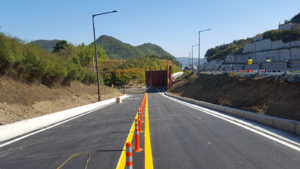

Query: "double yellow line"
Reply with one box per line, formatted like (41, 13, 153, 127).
(116, 93, 153, 169)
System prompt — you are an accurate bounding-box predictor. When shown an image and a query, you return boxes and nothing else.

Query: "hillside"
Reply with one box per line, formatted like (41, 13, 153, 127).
(205, 13, 300, 61)
(0, 75, 121, 125)
(170, 73, 300, 121)
(95, 35, 146, 59)
(31, 39, 60, 53)
(288, 12, 300, 23)
(95, 35, 175, 60)
(136, 43, 172, 56)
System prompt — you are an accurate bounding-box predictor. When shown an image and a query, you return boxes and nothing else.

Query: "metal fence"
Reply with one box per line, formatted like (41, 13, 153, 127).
(201, 59, 300, 74)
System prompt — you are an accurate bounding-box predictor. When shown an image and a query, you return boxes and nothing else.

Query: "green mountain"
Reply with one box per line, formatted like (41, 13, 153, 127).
(94, 35, 174, 60)
(136, 43, 172, 56)
(31, 39, 60, 53)
(94, 35, 145, 59)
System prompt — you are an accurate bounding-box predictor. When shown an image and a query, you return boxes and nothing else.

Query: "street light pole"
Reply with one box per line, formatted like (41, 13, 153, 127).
(92, 10, 117, 101)
(123, 56, 125, 94)
(192, 44, 198, 71)
(198, 29, 211, 73)
(189, 52, 192, 67)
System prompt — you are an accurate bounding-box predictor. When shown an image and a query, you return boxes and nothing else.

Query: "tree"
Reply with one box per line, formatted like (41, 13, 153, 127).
(53, 40, 69, 53)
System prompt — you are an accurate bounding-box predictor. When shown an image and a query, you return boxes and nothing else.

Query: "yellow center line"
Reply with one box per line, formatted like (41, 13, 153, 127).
(145, 93, 154, 169)
(116, 113, 138, 169)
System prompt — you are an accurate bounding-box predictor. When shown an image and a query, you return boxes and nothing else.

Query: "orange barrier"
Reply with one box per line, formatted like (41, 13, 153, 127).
(139, 105, 144, 123)
(126, 142, 133, 169)
(138, 112, 143, 133)
(133, 119, 142, 152)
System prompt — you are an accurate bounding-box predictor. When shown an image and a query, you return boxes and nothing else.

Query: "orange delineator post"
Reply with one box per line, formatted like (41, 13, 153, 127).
(133, 119, 142, 152)
(126, 142, 133, 169)
(139, 106, 144, 123)
(138, 112, 143, 133)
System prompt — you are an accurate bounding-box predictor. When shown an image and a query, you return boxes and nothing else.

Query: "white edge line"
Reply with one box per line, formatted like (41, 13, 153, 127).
(157, 89, 300, 152)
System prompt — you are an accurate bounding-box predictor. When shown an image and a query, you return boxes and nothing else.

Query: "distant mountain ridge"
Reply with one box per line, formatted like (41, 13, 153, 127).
(136, 43, 172, 56)
(31, 39, 60, 53)
(31, 35, 175, 61)
(94, 35, 145, 59)
(95, 35, 174, 59)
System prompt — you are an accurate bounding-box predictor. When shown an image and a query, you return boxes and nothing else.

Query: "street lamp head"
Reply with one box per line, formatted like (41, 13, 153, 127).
(113, 10, 117, 12)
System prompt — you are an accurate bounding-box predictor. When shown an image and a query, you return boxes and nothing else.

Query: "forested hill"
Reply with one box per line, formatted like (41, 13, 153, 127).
(31, 39, 60, 53)
(95, 35, 145, 59)
(136, 43, 172, 56)
(95, 35, 174, 59)
(31, 35, 176, 61)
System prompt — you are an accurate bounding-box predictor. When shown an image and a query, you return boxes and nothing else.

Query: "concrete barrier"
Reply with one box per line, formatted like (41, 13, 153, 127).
(273, 117, 296, 133)
(231, 109, 244, 118)
(256, 114, 273, 126)
(224, 107, 235, 115)
(296, 122, 300, 135)
(243, 111, 257, 121)
(164, 92, 300, 136)
(0, 95, 128, 141)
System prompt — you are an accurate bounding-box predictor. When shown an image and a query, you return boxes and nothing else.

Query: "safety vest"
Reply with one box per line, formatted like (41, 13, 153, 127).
(266, 59, 271, 63)
(247, 59, 253, 65)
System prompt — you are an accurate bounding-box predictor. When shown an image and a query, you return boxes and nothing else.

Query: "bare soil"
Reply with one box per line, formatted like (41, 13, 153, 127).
(0, 76, 122, 125)
(169, 73, 300, 121)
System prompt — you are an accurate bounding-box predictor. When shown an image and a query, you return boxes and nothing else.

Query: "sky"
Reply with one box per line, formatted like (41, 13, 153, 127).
(1, 0, 300, 60)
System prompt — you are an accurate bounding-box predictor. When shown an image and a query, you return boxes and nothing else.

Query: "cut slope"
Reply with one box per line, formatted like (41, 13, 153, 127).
(0, 76, 122, 125)
(170, 74, 300, 121)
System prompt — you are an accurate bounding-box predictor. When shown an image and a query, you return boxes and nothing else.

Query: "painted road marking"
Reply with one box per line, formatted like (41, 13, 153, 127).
(145, 93, 154, 169)
(116, 114, 138, 169)
(157, 89, 300, 152)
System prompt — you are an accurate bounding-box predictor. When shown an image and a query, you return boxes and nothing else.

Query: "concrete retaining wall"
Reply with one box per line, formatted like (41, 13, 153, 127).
(165, 93, 300, 136)
(0, 95, 128, 140)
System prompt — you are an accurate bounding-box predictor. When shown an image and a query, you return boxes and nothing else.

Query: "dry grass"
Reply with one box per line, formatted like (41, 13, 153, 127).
(0, 76, 121, 125)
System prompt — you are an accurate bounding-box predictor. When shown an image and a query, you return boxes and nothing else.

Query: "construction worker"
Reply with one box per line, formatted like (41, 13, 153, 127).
(245, 57, 253, 73)
(246, 57, 253, 65)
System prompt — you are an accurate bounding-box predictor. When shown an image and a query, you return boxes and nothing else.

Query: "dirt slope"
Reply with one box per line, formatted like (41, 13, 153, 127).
(169, 74, 300, 121)
(0, 76, 122, 125)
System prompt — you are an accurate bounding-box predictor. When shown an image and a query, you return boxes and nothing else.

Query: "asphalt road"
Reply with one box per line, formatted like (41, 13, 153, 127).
(146, 87, 300, 169)
(1, 87, 300, 169)
(0, 91, 145, 169)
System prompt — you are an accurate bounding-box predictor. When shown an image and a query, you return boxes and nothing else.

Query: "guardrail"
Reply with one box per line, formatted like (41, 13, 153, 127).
(201, 59, 300, 74)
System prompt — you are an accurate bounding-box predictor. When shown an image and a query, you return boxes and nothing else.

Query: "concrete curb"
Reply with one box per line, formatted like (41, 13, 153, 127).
(0, 95, 128, 140)
(165, 92, 300, 136)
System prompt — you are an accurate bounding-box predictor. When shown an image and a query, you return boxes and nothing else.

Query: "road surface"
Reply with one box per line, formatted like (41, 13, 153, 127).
(0, 87, 300, 169)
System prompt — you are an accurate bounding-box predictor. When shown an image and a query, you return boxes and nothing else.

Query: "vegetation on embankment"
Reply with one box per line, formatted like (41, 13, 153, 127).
(0, 33, 107, 86)
(169, 73, 300, 121)
(176, 71, 192, 81)
(0, 75, 121, 125)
